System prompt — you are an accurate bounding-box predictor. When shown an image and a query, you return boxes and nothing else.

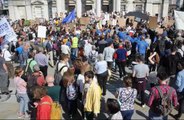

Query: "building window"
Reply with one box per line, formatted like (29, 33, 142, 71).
(136, 5, 142, 11)
(121, 5, 126, 12)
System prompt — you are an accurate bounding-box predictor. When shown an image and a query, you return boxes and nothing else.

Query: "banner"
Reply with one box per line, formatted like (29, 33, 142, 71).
(38, 26, 47, 38)
(174, 10, 184, 30)
(0, 17, 17, 42)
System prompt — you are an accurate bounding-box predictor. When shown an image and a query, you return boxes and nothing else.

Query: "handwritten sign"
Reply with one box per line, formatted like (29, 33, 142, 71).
(38, 26, 47, 38)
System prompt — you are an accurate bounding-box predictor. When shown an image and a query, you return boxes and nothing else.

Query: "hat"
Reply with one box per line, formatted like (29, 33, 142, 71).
(33, 64, 40, 72)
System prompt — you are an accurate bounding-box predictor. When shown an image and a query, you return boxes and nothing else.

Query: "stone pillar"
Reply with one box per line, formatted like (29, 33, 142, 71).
(8, 4, 16, 21)
(56, 0, 65, 14)
(26, 5, 32, 20)
(126, 0, 134, 12)
(146, 0, 153, 16)
(162, 0, 169, 17)
(96, 0, 101, 17)
(76, 0, 82, 18)
(113, 0, 116, 12)
(43, 3, 49, 20)
(116, 0, 121, 12)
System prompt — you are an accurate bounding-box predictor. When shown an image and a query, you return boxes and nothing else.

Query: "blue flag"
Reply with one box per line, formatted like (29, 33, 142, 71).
(62, 9, 76, 24)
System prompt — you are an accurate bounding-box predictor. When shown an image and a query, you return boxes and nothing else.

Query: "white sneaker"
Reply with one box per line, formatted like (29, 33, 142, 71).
(141, 104, 146, 108)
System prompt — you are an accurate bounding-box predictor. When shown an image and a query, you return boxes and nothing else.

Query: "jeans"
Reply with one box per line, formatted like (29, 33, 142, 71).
(18, 93, 29, 114)
(71, 48, 78, 59)
(121, 110, 134, 120)
(149, 110, 168, 120)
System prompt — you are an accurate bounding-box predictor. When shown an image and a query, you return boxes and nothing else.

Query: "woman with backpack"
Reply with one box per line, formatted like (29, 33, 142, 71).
(33, 86, 53, 120)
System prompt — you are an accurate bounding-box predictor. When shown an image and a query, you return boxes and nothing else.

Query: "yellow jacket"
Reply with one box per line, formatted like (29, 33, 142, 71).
(84, 81, 102, 114)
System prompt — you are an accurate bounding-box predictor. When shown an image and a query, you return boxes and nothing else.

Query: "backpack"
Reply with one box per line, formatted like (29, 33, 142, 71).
(66, 82, 78, 100)
(41, 100, 62, 119)
(152, 86, 174, 116)
(22, 59, 34, 81)
(89, 51, 97, 63)
(54, 63, 67, 85)
(50, 102, 62, 119)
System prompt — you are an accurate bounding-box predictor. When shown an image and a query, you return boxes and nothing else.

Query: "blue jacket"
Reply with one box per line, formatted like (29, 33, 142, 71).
(176, 70, 184, 93)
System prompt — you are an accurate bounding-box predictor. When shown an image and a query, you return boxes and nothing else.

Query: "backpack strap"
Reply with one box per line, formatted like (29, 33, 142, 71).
(155, 86, 173, 99)
(25, 59, 34, 73)
(58, 65, 67, 72)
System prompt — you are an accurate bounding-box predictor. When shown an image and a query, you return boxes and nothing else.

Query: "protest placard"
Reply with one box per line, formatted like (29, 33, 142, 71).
(133, 22, 138, 29)
(80, 17, 90, 25)
(0, 17, 17, 42)
(155, 27, 164, 34)
(148, 16, 158, 29)
(38, 26, 47, 38)
(117, 18, 126, 27)
(127, 16, 135, 23)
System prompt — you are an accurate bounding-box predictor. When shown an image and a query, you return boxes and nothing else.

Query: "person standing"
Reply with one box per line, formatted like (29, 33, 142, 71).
(115, 76, 137, 120)
(136, 35, 148, 59)
(114, 42, 127, 79)
(95, 54, 108, 96)
(14, 67, 29, 118)
(103, 43, 115, 70)
(34, 47, 48, 78)
(132, 55, 149, 107)
(2, 44, 14, 78)
(0, 49, 11, 94)
(71, 35, 79, 59)
(84, 71, 101, 120)
(175, 61, 184, 119)
(148, 72, 178, 120)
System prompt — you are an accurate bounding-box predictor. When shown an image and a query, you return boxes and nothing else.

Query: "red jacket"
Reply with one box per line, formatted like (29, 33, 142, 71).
(37, 95, 53, 120)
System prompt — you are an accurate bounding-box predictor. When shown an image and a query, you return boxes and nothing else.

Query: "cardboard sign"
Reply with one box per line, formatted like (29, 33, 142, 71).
(148, 16, 158, 29)
(127, 16, 135, 23)
(80, 17, 90, 25)
(117, 18, 126, 27)
(163, 20, 175, 27)
(155, 28, 164, 34)
(133, 22, 138, 29)
(38, 26, 47, 38)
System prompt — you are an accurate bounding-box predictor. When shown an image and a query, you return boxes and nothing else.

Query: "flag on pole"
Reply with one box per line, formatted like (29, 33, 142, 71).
(62, 9, 76, 24)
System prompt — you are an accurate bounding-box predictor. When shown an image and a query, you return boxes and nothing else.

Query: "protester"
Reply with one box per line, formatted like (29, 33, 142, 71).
(95, 54, 108, 96)
(132, 55, 149, 107)
(33, 86, 53, 120)
(175, 61, 184, 119)
(14, 66, 29, 118)
(46, 75, 61, 102)
(148, 71, 178, 119)
(84, 71, 101, 120)
(0, 49, 11, 94)
(115, 76, 137, 120)
(34, 47, 48, 77)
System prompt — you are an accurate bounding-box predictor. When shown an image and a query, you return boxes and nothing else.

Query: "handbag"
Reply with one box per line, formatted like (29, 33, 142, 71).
(15, 90, 21, 103)
(118, 88, 134, 105)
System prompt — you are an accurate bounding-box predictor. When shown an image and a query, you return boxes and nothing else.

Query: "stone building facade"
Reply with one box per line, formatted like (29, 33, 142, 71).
(5, 0, 184, 21)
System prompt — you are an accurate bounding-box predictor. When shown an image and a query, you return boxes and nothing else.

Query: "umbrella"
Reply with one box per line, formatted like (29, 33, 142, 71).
(125, 11, 149, 20)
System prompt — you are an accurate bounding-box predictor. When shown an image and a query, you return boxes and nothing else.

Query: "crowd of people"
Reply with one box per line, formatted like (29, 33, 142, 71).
(0, 11, 184, 120)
